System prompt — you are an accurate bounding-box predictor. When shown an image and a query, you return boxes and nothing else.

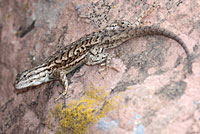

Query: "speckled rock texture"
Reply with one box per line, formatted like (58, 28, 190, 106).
(0, 0, 200, 134)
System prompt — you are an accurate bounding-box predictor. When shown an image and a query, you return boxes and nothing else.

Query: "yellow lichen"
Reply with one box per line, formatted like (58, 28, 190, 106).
(49, 84, 120, 134)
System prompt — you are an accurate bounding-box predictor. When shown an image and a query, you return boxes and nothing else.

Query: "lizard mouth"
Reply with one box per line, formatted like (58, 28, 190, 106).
(15, 81, 27, 89)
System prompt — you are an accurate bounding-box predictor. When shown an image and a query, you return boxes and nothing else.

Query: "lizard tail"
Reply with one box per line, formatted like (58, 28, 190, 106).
(131, 26, 192, 74)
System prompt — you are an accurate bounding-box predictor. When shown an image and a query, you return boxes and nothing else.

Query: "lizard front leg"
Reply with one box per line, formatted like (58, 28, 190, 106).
(54, 70, 69, 102)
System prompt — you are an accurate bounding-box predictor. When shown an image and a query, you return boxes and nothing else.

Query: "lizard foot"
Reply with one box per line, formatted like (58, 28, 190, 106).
(54, 89, 71, 102)
(98, 54, 119, 74)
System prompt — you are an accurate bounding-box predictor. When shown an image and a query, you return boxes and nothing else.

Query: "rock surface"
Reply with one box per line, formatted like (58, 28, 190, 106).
(0, 0, 200, 133)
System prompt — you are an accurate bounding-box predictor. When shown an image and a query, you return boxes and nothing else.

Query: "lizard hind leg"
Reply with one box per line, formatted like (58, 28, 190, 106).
(115, 1, 160, 29)
(98, 54, 119, 73)
(134, 1, 160, 26)
(86, 46, 118, 73)
(86, 52, 119, 73)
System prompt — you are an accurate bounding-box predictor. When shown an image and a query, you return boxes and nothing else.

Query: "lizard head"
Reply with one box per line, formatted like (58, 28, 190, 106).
(15, 64, 52, 89)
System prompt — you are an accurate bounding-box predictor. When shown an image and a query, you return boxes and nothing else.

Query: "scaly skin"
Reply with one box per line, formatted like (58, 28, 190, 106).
(15, 2, 192, 101)
(15, 20, 192, 90)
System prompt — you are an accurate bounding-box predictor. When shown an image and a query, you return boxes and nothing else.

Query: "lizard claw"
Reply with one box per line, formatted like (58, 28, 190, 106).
(54, 89, 70, 102)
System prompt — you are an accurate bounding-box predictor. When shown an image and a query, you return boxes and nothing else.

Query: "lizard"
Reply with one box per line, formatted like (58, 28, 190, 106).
(14, 3, 192, 102)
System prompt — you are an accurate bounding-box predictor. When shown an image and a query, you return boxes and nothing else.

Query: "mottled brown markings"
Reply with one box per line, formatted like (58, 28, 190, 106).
(48, 61, 57, 68)
(81, 45, 87, 51)
(55, 54, 62, 64)
(60, 53, 87, 70)
(81, 39, 86, 46)
(15, 17, 192, 91)
(74, 44, 81, 56)
(62, 52, 68, 60)
(105, 40, 110, 44)
(75, 40, 90, 56)
(85, 38, 93, 47)
(47, 24, 189, 75)
(68, 45, 76, 57)
(84, 39, 89, 47)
